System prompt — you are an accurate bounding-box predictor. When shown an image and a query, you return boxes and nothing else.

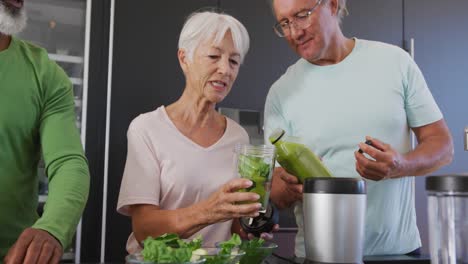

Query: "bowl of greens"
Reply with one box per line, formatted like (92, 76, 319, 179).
(216, 234, 278, 264)
(125, 253, 205, 264)
(125, 233, 206, 264)
(190, 247, 245, 264)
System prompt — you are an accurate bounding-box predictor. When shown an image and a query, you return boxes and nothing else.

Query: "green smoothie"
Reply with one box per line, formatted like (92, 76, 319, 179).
(269, 129, 333, 183)
(237, 154, 272, 210)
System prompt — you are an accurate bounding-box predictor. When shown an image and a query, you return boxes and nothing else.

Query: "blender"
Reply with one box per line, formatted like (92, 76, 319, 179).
(426, 174, 468, 264)
(234, 144, 279, 236)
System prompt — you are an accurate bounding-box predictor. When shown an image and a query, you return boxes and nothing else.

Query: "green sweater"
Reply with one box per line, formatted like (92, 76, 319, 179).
(0, 37, 90, 259)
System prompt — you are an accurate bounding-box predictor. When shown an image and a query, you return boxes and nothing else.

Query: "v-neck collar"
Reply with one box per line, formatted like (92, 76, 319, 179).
(160, 106, 229, 151)
(0, 36, 16, 57)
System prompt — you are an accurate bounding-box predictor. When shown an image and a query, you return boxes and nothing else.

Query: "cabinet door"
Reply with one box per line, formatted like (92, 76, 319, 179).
(405, 0, 468, 254)
(218, 0, 298, 111)
(341, 0, 403, 46)
(106, 0, 217, 262)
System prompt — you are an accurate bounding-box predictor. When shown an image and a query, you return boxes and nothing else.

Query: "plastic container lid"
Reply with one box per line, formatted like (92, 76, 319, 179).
(303, 177, 366, 194)
(269, 128, 285, 144)
(426, 175, 468, 193)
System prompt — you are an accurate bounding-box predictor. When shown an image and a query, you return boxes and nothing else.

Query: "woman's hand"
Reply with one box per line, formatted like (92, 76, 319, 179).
(200, 178, 262, 225)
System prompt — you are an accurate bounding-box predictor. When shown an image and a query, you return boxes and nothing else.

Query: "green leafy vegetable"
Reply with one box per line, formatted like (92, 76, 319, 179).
(239, 238, 274, 264)
(141, 233, 202, 263)
(217, 234, 242, 255)
(237, 155, 272, 209)
(238, 155, 270, 179)
(203, 255, 231, 264)
(239, 237, 265, 250)
(217, 236, 274, 264)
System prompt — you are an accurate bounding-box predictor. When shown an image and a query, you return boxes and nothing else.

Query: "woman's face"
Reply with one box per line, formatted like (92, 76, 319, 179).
(181, 31, 241, 104)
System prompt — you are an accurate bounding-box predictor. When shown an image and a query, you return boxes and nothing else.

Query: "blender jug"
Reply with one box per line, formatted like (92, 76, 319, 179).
(426, 175, 468, 264)
(234, 144, 278, 236)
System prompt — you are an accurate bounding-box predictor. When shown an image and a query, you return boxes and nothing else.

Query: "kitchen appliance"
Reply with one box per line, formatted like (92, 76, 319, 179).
(240, 202, 279, 237)
(426, 175, 468, 264)
(234, 143, 278, 236)
(303, 177, 366, 264)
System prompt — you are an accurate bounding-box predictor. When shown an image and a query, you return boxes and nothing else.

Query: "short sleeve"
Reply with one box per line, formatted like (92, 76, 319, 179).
(117, 124, 161, 216)
(404, 55, 443, 127)
(264, 86, 290, 143)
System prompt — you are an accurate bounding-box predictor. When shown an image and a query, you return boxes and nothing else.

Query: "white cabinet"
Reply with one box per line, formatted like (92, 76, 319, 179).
(18, 0, 91, 262)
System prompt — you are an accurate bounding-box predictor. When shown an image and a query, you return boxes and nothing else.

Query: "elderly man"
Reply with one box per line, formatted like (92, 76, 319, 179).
(265, 0, 453, 257)
(0, 0, 90, 263)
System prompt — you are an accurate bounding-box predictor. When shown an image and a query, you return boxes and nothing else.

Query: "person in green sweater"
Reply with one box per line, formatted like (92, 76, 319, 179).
(0, 0, 90, 263)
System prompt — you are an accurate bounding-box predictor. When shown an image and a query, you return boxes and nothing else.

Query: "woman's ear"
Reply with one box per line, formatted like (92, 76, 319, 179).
(178, 49, 189, 73)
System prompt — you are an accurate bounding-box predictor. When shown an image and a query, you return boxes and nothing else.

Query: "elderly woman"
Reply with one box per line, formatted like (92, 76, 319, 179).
(117, 11, 262, 254)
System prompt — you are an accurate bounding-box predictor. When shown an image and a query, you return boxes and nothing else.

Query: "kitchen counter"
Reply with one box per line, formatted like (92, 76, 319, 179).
(262, 254, 431, 263)
(86, 254, 430, 263)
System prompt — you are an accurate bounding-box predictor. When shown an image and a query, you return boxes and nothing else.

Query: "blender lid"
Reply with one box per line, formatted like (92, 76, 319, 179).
(304, 177, 366, 194)
(426, 174, 468, 192)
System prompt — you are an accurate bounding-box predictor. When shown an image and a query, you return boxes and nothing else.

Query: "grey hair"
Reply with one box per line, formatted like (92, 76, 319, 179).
(0, 3, 27, 35)
(336, 0, 348, 24)
(178, 11, 250, 64)
(268, 0, 348, 25)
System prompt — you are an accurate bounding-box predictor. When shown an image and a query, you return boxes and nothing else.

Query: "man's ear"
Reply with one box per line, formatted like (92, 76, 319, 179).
(178, 49, 189, 73)
(329, 0, 339, 17)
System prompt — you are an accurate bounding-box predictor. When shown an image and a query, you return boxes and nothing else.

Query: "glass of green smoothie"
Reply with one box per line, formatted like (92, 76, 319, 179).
(234, 144, 276, 211)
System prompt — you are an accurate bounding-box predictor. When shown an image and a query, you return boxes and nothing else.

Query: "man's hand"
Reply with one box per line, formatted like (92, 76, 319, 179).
(270, 167, 303, 209)
(4, 228, 63, 264)
(355, 136, 407, 181)
(239, 224, 280, 240)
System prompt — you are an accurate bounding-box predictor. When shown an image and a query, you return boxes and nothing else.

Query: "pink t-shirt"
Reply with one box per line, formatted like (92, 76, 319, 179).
(117, 106, 249, 253)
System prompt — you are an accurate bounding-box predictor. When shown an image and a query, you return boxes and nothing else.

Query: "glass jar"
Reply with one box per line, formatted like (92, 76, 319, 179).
(234, 144, 276, 211)
(426, 175, 468, 264)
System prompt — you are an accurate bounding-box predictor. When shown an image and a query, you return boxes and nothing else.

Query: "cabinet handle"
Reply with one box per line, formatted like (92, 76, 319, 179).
(410, 38, 415, 59)
(464, 126, 468, 151)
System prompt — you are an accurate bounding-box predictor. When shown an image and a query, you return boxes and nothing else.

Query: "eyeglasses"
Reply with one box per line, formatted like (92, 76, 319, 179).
(273, 0, 323, 38)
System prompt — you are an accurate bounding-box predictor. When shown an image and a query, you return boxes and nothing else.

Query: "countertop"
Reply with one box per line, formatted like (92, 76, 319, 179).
(82, 254, 430, 263)
(262, 254, 431, 263)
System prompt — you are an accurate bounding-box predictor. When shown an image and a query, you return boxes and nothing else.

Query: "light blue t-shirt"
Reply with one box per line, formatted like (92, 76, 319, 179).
(264, 39, 442, 256)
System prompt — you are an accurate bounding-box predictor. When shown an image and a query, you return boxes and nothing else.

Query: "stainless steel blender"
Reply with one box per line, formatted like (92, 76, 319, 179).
(303, 177, 366, 264)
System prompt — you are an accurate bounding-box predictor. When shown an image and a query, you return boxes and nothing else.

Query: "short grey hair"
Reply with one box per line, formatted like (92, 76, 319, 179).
(336, 0, 348, 24)
(178, 11, 250, 64)
(269, 0, 348, 25)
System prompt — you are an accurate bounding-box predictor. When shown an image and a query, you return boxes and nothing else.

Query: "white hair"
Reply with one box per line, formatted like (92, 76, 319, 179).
(0, 3, 27, 35)
(178, 11, 250, 64)
(336, 0, 348, 24)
